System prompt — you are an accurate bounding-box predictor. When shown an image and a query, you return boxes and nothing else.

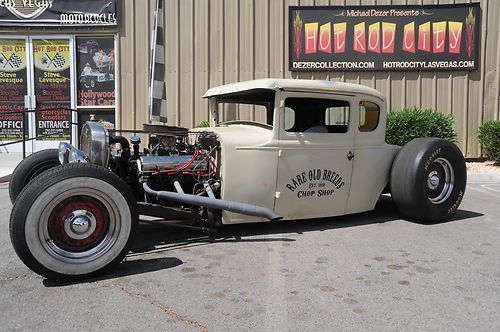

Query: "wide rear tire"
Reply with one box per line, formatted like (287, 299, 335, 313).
(390, 138, 466, 222)
(9, 149, 60, 203)
(10, 163, 137, 280)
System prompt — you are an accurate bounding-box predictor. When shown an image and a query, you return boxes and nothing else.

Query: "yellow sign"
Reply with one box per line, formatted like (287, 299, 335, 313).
(33, 39, 70, 72)
(0, 39, 26, 72)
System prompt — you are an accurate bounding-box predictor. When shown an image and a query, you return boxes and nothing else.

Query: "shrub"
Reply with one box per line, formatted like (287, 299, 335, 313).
(386, 108, 457, 146)
(478, 121, 500, 163)
(195, 120, 210, 128)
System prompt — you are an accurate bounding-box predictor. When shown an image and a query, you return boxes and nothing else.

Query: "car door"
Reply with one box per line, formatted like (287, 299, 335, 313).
(346, 98, 399, 215)
(274, 91, 355, 220)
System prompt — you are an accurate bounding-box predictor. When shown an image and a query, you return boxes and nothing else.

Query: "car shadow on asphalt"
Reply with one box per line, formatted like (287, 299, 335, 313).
(129, 195, 483, 257)
(42, 256, 183, 287)
(42, 196, 482, 287)
(406, 209, 484, 225)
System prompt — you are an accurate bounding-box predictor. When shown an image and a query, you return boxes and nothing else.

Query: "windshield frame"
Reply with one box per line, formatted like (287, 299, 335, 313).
(208, 89, 276, 127)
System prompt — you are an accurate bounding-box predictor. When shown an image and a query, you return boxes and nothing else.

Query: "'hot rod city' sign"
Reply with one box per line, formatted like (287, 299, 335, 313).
(289, 3, 480, 71)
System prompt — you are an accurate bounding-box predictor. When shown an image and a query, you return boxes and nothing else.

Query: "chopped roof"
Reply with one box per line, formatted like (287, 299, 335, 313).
(203, 78, 385, 100)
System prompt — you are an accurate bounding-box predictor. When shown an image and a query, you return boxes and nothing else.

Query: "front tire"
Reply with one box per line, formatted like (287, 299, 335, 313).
(390, 138, 466, 222)
(9, 149, 60, 203)
(10, 163, 137, 280)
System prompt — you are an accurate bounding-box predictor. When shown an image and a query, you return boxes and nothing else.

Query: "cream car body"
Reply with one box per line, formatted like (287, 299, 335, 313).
(193, 79, 401, 224)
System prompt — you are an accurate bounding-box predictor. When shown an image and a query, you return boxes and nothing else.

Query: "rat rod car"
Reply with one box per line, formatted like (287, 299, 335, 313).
(9, 79, 466, 280)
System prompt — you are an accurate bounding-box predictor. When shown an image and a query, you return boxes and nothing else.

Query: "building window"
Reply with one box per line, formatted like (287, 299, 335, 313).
(0, 35, 117, 152)
(76, 36, 117, 132)
(76, 36, 116, 108)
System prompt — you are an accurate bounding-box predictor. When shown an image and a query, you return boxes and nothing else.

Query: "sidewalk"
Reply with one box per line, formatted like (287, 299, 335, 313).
(0, 153, 24, 182)
(466, 172, 500, 183)
(466, 161, 500, 183)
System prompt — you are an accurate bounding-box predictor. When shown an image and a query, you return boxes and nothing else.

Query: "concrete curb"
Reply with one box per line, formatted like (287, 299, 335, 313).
(467, 172, 500, 183)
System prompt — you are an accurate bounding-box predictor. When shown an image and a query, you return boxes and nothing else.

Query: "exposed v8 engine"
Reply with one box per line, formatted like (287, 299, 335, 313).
(135, 130, 220, 201)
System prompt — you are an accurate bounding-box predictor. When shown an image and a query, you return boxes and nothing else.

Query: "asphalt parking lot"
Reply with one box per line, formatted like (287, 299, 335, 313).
(1, 180, 499, 331)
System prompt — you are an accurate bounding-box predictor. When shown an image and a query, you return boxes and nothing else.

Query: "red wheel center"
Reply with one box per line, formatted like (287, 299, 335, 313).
(48, 195, 109, 252)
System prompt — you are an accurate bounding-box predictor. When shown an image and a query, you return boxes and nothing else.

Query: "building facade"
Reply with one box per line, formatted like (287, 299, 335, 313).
(0, 0, 498, 158)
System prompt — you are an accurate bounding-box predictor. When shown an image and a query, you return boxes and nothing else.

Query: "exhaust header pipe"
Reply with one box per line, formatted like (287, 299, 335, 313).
(143, 183, 282, 222)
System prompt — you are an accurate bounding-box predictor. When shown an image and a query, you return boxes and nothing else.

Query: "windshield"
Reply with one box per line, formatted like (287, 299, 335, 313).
(214, 89, 275, 126)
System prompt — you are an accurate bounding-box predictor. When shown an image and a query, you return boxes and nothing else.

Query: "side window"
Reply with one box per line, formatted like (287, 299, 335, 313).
(359, 101, 380, 132)
(325, 106, 349, 126)
(284, 98, 349, 133)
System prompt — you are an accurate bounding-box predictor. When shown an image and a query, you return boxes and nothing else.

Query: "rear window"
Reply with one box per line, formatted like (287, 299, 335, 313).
(359, 101, 380, 132)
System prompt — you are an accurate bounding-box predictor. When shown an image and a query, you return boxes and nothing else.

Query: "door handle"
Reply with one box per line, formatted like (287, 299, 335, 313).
(347, 151, 354, 160)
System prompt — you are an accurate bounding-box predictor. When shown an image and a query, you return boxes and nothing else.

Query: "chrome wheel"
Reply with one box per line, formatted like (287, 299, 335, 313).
(40, 189, 120, 264)
(23, 176, 132, 276)
(425, 157, 455, 205)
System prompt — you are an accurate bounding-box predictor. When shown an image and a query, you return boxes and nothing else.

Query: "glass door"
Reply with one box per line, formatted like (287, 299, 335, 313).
(28, 36, 76, 151)
(0, 37, 31, 153)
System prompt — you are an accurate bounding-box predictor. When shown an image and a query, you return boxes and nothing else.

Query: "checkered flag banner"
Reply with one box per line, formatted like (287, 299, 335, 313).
(149, 0, 167, 123)
(0, 53, 7, 67)
(9, 54, 22, 68)
(52, 53, 66, 68)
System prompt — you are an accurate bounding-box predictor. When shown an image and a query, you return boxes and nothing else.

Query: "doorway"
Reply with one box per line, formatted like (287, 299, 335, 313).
(0, 36, 77, 153)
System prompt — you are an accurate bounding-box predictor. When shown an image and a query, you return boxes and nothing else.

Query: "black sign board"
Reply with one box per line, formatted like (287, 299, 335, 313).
(289, 3, 480, 71)
(0, 0, 117, 26)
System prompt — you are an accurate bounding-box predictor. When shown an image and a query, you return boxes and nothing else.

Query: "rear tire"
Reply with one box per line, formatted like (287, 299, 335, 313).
(9, 149, 60, 203)
(10, 163, 137, 280)
(390, 138, 466, 222)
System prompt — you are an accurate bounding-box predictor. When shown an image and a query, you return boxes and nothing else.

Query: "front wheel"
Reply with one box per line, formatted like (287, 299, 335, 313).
(390, 138, 466, 222)
(9, 163, 137, 280)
